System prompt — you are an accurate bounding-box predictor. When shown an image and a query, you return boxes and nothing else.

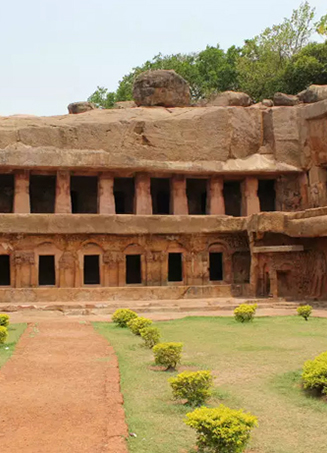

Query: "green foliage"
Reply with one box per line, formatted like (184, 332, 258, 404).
(316, 14, 327, 36)
(140, 326, 160, 348)
(297, 305, 312, 321)
(185, 404, 258, 453)
(88, 86, 117, 109)
(169, 370, 213, 406)
(112, 308, 138, 327)
(302, 351, 327, 395)
(153, 342, 183, 370)
(127, 316, 152, 335)
(0, 314, 10, 328)
(0, 326, 8, 344)
(234, 304, 257, 323)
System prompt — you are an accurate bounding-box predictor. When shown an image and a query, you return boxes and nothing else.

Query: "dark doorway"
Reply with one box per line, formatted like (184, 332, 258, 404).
(71, 176, 98, 213)
(223, 181, 242, 217)
(0, 175, 14, 213)
(277, 271, 292, 297)
(84, 255, 100, 285)
(168, 253, 183, 282)
(0, 255, 10, 286)
(209, 252, 223, 281)
(126, 255, 141, 284)
(258, 180, 276, 212)
(114, 178, 135, 214)
(39, 255, 55, 286)
(30, 175, 56, 213)
(187, 179, 207, 215)
(151, 178, 171, 214)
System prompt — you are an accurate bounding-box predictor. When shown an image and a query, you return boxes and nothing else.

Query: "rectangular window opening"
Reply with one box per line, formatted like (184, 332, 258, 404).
(258, 180, 276, 212)
(39, 255, 55, 286)
(0, 255, 10, 286)
(168, 253, 183, 282)
(151, 178, 171, 214)
(30, 175, 56, 213)
(114, 178, 135, 214)
(223, 181, 242, 217)
(209, 252, 223, 281)
(84, 255, 100, 285)
(71, 176, 98, 214)
(0, 174, 14, 213)
(187, 179, 207, 215)
(126, 255, 141, 284)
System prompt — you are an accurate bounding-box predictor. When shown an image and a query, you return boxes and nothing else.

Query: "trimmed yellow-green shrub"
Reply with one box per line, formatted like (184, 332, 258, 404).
(302, 351, 327, 395)
(112, 308, 138, 327)
(153, 342, 183, 370)
(140, 326, 160, 348)
(185, 405, 258, 453)
(0, 326, 8, 344)
(234, 304, 257, 323)
(127, 317, 152, 335)
(297, 305, 312, 321)
(0, 314, 9, 328)
(169, 370, 213, 406)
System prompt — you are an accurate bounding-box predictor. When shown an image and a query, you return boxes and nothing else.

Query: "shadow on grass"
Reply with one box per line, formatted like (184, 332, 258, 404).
(271, 370, 327, 411)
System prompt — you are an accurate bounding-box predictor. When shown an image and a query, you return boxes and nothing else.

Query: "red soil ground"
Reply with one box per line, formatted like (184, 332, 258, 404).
(0, 321, 128, 453)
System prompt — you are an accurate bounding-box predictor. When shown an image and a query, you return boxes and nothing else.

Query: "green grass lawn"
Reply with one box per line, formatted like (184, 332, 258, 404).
(95, 316, 327, 453)
(0, 323, 27, 369)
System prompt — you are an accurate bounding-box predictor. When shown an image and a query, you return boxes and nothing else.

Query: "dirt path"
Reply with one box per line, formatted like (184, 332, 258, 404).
(0, 321, 128, 453)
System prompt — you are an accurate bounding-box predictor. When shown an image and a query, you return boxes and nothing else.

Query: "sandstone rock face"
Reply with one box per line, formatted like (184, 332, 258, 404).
(298, 85, 327, 103)
(67, 102, 96, 114)
(133, 70, 190, 107)
(262, 99, 274, 107)
(273, 92, 300, 106)
(113, 101, 136, 109)
(208, 91, 252, 107)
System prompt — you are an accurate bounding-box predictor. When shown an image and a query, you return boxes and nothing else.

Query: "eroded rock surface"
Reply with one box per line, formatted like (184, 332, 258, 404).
(133, 70, 190, 107)
(67, 102, 96, 114)
(208, 91, 252, 107)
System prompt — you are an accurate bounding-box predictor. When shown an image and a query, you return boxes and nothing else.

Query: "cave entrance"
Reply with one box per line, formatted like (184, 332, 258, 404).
(168, 253, 183, 282)
(151, 178, 171, 214)
(114, 178, 135, 214)
(84, 255, 100, 285)
(0, 174, 14, 213)
(30, 175, 56, 213)
(187, 179, 207, 215)
(71, 176, 98, 213)
(126, 255, 141, 284)
(209, 252, 223, 281)
(0, 255, 10, 286)
(258, 180, 276, 212)
(223, 181, 242, 216)
(39, 255, 55, 286)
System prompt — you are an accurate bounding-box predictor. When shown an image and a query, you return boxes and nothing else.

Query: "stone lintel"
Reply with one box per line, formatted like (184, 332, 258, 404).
(252, 245, 304, 254)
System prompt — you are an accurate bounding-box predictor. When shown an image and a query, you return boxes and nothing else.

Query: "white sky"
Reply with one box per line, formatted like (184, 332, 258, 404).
(0, 0, 325, 116)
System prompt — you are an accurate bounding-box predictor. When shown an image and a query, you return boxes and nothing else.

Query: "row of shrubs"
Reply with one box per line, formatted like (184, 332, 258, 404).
(112, 308, 258, 453)
(0, 314, 9, 344)
(234, 303, 313, 323)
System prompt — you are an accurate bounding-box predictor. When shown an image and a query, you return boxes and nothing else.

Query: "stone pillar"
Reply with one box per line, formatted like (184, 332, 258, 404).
(14, 171, 30, 213)
(98, 173, 115, 214)
(135, 173, 152, 215)
(242, 177, 260, 216)
(208, 177, 225, 215)
(55, 171, 71, 214)
(171, 175, 188, 215)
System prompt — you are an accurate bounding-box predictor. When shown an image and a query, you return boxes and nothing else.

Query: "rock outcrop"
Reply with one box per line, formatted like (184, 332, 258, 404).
(273, 92, 300, 106)
(207, 91, 252, 107)
(133, 70, 190, 107)
(68, 102, 96, 114)
(298, 85, 327, 103)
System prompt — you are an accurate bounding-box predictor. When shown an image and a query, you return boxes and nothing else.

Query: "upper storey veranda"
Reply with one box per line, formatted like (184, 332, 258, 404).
(0, 99, 326, 174)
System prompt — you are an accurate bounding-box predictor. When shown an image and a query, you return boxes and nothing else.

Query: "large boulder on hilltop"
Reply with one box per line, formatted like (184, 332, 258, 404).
(273, 92, 300, 106)
(68, 102, 96, 114)
(298, 85, 327, 103)
(133, 70, 191, 107)
(207, 91, 252, 107)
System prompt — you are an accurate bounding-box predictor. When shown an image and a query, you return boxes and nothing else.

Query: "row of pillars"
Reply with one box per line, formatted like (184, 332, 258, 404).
(13, 170, 261, 216)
